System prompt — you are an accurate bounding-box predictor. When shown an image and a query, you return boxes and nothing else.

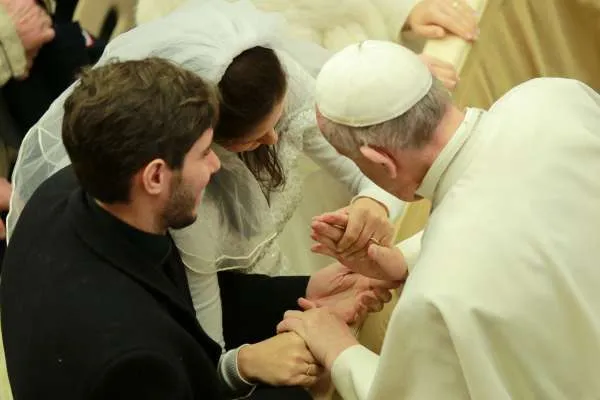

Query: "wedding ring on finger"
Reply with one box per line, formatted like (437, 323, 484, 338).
(305, 364, 316, 376)
(368, 237, 381, 246)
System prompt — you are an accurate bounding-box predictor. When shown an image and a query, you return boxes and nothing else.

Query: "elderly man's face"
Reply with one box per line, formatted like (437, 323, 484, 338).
(340, 145, 426, 202)
(316, 110, 428, 202)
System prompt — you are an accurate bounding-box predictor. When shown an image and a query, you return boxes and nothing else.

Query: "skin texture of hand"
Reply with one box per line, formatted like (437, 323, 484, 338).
(303, 262, 401, 323)
(237, 332, 323, 387)
(0, 0, 55, 77)
(312, 198, 394, 258)
(419, 53, 459, 89)
(406, 0, 479, 41)
(277, 308, 359, 371)
(311, 213, 408, 281)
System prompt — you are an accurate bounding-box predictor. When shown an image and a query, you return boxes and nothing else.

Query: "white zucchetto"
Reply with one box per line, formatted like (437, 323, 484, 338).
(316, 40, 433, 127)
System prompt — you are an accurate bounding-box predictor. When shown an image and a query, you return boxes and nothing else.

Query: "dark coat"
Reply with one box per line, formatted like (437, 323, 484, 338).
(1, 166, 309, 399)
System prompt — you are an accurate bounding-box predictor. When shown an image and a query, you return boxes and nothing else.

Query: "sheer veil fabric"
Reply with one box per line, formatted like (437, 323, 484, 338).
(7, 0, 331, 279)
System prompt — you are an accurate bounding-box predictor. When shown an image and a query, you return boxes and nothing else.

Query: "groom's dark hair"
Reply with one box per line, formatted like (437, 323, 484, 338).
(63, 57, 218, 203)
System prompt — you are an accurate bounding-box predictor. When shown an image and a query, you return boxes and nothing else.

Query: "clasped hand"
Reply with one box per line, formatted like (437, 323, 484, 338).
(311, 201, 408, 282)
(407, 0, 479, 41)
(408, 0, 481, 89)
(238, 332, 323, 387)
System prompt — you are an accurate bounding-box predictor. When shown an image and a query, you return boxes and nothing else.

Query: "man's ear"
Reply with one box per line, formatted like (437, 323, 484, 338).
(140, 159, 169, 196)
(360, 146, 397, 179)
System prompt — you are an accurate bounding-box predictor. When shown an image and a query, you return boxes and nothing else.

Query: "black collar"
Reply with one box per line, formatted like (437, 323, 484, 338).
(86, 194, 172, 266)
(67, 189, 198, 329)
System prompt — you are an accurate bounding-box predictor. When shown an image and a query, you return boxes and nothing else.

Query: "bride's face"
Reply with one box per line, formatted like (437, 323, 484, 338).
(222, 99, 285, 153)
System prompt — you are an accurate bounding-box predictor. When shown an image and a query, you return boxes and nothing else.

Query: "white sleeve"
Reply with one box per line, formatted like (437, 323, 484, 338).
(331, 345, 380, 400)
(368, 0, 421, 40)
(331, 280, 470, 400)
(183, 267, 225, 348)
(170, 195, 226, 348)
(396, 230, 424, 272)
(327, 230, 423, 400)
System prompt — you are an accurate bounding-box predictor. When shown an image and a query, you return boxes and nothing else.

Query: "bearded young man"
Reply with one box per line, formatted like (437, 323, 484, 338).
(0, 58, 397, 400)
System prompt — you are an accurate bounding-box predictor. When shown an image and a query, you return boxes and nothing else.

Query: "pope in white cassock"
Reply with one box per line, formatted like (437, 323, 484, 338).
(278, 40, 600, 399)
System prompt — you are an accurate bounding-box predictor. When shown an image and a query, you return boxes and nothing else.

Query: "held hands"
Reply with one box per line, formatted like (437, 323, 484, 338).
(406, 0, 479, 41)
(277, 308, 359, 371)
(302, 262, 400, 324)
(0, 0, 55, 78)
(237, 332, 323, 387)
(311, 212, 408, 281)
(312, 197, 394, 257)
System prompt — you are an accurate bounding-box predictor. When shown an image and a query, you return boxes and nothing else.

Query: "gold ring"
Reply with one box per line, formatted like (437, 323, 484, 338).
(452, 1, 459, 8)
(369, 237, 381, 245)
(306, 364, 313, 376)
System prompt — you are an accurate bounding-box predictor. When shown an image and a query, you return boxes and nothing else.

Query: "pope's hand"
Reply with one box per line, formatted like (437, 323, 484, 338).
(311, 213, 408, 281)
(277, 309, 359, 370)
(302, 262, 401, 324)
(406, 0, 479, 41)
(419, 53, 459, 89)
(237, 332, 323, 387)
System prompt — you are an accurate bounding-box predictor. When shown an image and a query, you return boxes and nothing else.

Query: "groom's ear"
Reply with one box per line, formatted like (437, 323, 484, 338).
(359, 146, 398, 179)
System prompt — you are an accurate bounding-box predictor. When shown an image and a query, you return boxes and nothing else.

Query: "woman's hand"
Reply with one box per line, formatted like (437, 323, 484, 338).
(406, 0, 479, 41)
(237, 332, 323, 387)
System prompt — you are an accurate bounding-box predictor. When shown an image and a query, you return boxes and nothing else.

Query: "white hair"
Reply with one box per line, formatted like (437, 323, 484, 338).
(319, 78, 450, 155)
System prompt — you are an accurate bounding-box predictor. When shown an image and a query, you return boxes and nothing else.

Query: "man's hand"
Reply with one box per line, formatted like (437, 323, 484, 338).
(419, 53, 459, 89)
(303, 262, 401, 324)
(277, 308, 359, 370)
(406, 0, 479, 41)
(0, 0, 55, 77)
(237, 332, 323, 387)
(311, 213, 408, 281)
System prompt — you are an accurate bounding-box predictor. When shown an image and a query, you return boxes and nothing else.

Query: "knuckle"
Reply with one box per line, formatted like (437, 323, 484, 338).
(345, 233, 359, 243)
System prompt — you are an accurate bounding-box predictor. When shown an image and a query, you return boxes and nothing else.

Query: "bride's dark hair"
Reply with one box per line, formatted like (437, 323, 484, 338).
(216, 46, 288, 194)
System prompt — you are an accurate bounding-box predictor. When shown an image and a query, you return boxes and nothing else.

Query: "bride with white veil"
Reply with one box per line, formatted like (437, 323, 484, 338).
(8, 0, 405, 350)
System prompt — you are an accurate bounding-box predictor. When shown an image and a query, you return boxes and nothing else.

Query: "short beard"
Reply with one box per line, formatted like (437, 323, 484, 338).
(161, 173, 197, 230)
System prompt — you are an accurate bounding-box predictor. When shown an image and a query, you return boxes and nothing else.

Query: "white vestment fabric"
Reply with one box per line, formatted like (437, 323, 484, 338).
(135, 0, 420, 51)
(331, 78, 600, 399)
(7, 0, 404, 347)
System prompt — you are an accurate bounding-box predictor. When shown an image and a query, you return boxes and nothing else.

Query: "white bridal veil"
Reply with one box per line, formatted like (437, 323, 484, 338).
(7, 0, 331, 275)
